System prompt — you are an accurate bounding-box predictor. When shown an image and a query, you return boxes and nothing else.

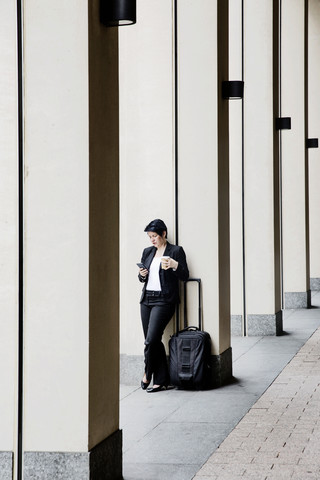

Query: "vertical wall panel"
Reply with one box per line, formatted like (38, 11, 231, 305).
(308, 0, 320, 289)
(229, 0, 244, 328)
(23, 0, 89, 451)
(119, 0, 174, 361)
(282, 0, 310, 307)
(178, 0, 231, 354)
(244, 0, 280, 316)
(0, 0, 18, 461)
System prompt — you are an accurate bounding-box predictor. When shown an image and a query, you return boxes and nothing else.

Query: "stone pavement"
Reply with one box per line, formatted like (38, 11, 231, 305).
(121, 291, 320, 480)
(195, 327, 320, 479)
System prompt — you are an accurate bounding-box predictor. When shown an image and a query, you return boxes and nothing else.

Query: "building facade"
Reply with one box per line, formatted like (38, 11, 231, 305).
(1, 0, 319, 478)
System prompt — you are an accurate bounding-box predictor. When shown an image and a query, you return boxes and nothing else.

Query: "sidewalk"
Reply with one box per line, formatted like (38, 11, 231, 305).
(121, 291, 320, 480)
(195, 322, 320, 479)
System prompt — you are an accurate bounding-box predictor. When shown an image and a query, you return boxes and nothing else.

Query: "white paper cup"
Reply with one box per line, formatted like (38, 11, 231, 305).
(161, 256, 170, 269)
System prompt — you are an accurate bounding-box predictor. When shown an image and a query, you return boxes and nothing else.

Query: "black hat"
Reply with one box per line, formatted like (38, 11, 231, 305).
(144, 219, 167, 237)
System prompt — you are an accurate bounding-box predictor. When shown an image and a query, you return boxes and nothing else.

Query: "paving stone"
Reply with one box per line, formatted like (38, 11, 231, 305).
(193, 476, 218, 480)
(214, 438, 243, 452)
(122, 294, 320, 480)
(203, 451, 255, 465)
(266, 464, 295, 477)
(196, 462, 247, 476)
(197, 325, 320, 478)
(290, 465, 320, 479)
(242, 464, 273, 475)
(298, 453, 320, 465)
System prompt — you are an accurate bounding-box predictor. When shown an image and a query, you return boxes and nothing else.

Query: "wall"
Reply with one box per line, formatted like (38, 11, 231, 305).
(23, 0, 90, 452)
(0, 0, 18, 460)
(119, 0, 231, 382)
(309, 0, 320, 287)
(119, 0, 175, 361)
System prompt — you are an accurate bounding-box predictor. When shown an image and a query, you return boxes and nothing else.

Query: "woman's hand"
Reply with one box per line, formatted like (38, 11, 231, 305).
(139, 268, 148, 278)
(162, 257, 178, 270)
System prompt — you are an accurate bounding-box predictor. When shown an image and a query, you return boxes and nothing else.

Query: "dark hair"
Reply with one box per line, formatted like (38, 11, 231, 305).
(144, 219, 168, 238)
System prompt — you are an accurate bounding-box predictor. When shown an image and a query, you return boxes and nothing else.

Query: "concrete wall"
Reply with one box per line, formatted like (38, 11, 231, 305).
(22, 2, 120, 472)
(229, 0, 282, 335)
(308, 0, 320, 289)
(88, 2, 120, 449)
(281, 0, 310, 306)
(229, 0, 244, 325)
(119, 0, 175, 361)
(119, 0, 231, 384)
(23, 0, 90, 452)
(0, 0, 18, 460)
(178, 0, 230, 353)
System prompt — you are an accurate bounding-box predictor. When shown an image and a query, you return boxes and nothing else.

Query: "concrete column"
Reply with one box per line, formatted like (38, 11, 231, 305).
(178, 0, 232, 385)
(119, 0, 175, 384)
(0, 1, 18, 477)
(229, 0, 244, 334)
(23, 2, 121, 479)
(119, 0, 232, 386)
(308, 0, 320, 291)
(242, 0, 282, 335)
(281, 0, 310, 308)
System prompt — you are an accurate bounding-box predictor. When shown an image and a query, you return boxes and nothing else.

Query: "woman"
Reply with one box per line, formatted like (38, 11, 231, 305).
(138, 219, 189, 393)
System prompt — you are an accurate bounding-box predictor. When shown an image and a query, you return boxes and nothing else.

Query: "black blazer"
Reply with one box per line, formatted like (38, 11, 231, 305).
(138, 241, 189, 304)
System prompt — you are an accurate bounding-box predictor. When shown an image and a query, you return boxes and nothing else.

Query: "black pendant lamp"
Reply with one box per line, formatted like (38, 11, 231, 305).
(100, 0, 136, 27)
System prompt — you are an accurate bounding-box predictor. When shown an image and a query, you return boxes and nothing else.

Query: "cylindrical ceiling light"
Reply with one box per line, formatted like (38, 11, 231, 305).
(276, 117, 291, 130)
(222, 81, 244, 100)
(306, 138, 319, 148)
(100, 0, 136, 27)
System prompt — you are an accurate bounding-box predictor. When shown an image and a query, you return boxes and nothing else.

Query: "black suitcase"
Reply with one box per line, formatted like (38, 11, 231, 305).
(169, 278, 212, 390)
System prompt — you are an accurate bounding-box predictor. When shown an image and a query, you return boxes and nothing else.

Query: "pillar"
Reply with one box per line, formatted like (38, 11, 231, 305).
(308, 0, 320, 291)
(281, 0, 310, 308)
(119, 0, 232, 387)
(230, 0, 282, 336)
(119, 0, 175, 384)
(22, 1, 121, 479)
(178, 0, 232, 384)
(229, 0, 244, 335)
(242, 0, 282, 335)
(0, 1, 18, 477)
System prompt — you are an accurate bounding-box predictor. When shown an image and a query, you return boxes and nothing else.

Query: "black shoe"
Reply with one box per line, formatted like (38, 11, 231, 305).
(146, 385, 167, 393)
(141, 380, 150, 390)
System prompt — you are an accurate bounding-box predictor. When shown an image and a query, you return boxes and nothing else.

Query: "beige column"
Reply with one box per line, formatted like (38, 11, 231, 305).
(241, 0, 282, 335)
(119, 0, 232, 386)
(178, 0, 232, 384)
(308, 0, 320, 291)
(229, 0, 244, 334)
(281, 0, 310, 309)
(119, 0, 175, 384)
(23, 2, 121, 479)
(0, 1, 18, 477)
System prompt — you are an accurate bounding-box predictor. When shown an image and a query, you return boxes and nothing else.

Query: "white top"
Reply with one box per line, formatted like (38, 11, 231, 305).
(146, 257, 162, 291)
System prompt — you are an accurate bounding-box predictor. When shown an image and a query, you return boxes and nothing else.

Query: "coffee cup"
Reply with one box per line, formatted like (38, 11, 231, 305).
(161, 256, 170, 269)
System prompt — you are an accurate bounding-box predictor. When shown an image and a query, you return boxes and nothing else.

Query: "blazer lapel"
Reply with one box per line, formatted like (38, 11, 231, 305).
(145, 247, 156, 270)
(163, 242, 174, 258)
(159, 242, 174, 275)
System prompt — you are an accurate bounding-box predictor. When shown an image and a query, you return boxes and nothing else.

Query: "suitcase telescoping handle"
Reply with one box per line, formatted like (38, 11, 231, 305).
(183, 278, 202, 330)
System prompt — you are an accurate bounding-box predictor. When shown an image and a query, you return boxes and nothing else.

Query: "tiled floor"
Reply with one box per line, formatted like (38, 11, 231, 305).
(121, 291, 320, 480)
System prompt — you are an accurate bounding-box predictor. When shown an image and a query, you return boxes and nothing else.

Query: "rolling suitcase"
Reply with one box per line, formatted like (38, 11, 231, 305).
(169, 278, 212, 390)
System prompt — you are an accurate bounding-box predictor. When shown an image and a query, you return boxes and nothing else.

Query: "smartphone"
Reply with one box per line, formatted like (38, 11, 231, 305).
(137, 262, 147, 269)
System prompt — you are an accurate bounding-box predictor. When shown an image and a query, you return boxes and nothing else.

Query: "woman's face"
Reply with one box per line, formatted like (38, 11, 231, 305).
(147, 231, 166, 248)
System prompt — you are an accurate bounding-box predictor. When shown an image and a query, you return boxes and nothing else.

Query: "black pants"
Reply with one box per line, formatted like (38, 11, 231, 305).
(140, 297, 175, 385)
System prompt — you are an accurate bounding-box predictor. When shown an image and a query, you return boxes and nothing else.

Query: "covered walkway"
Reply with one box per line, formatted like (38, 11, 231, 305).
(121, 291, 320, 480)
